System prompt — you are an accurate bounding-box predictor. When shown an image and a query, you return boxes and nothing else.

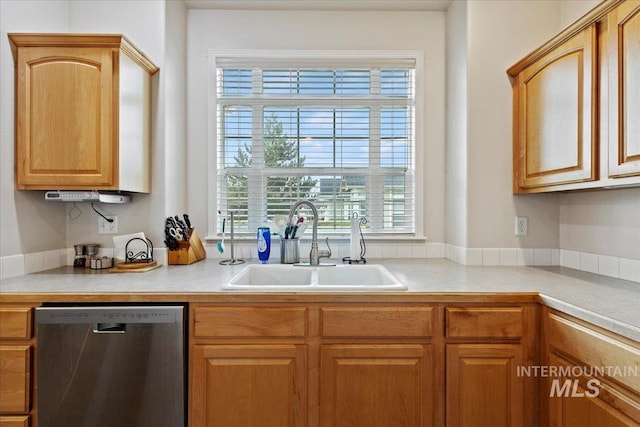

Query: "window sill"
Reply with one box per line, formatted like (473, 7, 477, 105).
(205, 234, 427, 244)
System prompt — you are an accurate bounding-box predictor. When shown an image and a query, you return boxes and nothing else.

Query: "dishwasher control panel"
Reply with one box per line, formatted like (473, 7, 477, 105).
(36, 305, 183, 324)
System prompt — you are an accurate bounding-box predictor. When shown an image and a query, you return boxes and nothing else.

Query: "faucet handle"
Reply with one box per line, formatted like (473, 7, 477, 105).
(323, 237, 332, 259)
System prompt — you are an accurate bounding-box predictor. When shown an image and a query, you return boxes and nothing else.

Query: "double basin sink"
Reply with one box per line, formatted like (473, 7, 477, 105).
(223, 264, 407, 292)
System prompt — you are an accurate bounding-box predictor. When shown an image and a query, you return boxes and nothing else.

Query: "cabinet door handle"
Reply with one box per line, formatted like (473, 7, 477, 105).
(93, 323, 126, 333)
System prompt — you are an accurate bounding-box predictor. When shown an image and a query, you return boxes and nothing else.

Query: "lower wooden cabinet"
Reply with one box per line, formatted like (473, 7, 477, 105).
(191, 344, 307, 427)
(191, 303, 543, 427)
(543, 308, 640, 426)
(547, 352, 638, 427)
(444, 305, 538, 427)
(550, 391, 637, 427)
(3, 298, 638, 426)
(191, 305, 309, 427)
(191, 303, 437, 427)
(320, 344, 434, 427)
(446, 344, 524, 427)
(318, 306, 436, 427)
(0, 305, 34, 423)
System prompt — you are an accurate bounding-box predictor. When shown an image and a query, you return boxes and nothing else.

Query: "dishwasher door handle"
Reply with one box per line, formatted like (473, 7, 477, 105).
(93, 323, 127, 333)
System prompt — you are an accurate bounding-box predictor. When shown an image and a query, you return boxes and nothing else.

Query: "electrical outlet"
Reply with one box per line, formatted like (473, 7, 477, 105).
(515, 216, 528, 236)
(98, 216, 118, 234)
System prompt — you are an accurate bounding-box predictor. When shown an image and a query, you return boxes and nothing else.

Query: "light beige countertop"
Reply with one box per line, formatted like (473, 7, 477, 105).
(1, 259, 638, 341)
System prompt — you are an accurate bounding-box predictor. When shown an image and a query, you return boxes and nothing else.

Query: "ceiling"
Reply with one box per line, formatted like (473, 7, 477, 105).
(184, 0, 453, 12)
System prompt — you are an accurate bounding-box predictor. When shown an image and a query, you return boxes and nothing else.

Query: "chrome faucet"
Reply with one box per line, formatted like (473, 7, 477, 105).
(287, 200, 332, 266)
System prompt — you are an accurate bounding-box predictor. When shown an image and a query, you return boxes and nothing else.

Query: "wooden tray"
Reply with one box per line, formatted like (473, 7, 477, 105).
(109, 261, 161, 273)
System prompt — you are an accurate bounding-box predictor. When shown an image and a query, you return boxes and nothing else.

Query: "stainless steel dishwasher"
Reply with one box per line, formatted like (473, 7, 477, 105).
(36, 304, 186, 427)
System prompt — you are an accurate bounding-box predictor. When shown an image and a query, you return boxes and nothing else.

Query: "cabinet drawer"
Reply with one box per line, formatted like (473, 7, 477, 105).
(446, 307, 524, 339)
(0, 416, 30, 427)
(193, 306, 307, 338)
(321, 307, 433, 338)
(0, 346, 31, 414)
(0, 308, 32, 339)
(546, 311, 640, 395)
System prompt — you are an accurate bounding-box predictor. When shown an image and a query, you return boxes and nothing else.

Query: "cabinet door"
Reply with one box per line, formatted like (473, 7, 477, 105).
(608, 1, 640, 178)
(0, 346, 31, 414)
(550, 393, 637, 427)
(446, 344, 524, 427)
(14, 46, 115, 189)
(513, 24, 598, 192)
(547, 353, 638, 427)
(191, 344, 307, 427)
(320, 344, 434, 427)
(544, 309, 640, 424)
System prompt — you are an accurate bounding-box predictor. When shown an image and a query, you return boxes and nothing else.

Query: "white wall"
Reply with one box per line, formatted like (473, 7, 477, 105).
(560, 188, 640, 259)
(445, 0, 468, 248)
(0, 1, 69, 259)
(67, 1, 164, 61)
(560, 0, 599, 27)
(466, 0, 562, 249)
(64, 1, 169, 250)
(445, 0, 562, 254)
(186, 9, 446, 241)
(63, 0, 188, 249)
(164, 0, 188, 216)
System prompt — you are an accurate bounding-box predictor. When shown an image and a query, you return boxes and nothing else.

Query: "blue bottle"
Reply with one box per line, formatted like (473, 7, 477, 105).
(257, 226, 271, 263)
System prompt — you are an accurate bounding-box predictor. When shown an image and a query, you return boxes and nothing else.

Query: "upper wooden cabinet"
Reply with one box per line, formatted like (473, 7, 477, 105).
(608, 1, 640, 178)
(8, 34, 158, 192)
(510, 25, 598, 192)
(508, 0, 640, 193)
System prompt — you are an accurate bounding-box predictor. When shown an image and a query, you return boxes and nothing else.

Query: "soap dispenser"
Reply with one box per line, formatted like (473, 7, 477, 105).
(257, 226, 271, 263)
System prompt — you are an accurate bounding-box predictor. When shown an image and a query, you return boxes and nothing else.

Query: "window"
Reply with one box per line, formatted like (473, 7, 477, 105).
(213, 52, 418, 234)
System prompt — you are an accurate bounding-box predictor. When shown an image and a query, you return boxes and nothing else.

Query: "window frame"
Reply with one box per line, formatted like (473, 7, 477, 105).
(208, 50, 424, 238)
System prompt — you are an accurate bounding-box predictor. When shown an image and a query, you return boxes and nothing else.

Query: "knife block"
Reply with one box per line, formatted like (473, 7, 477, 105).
(168, 228, 206, 265)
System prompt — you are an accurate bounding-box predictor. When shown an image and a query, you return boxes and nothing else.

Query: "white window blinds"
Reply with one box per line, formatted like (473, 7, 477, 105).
(215, 53, 416, 234)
